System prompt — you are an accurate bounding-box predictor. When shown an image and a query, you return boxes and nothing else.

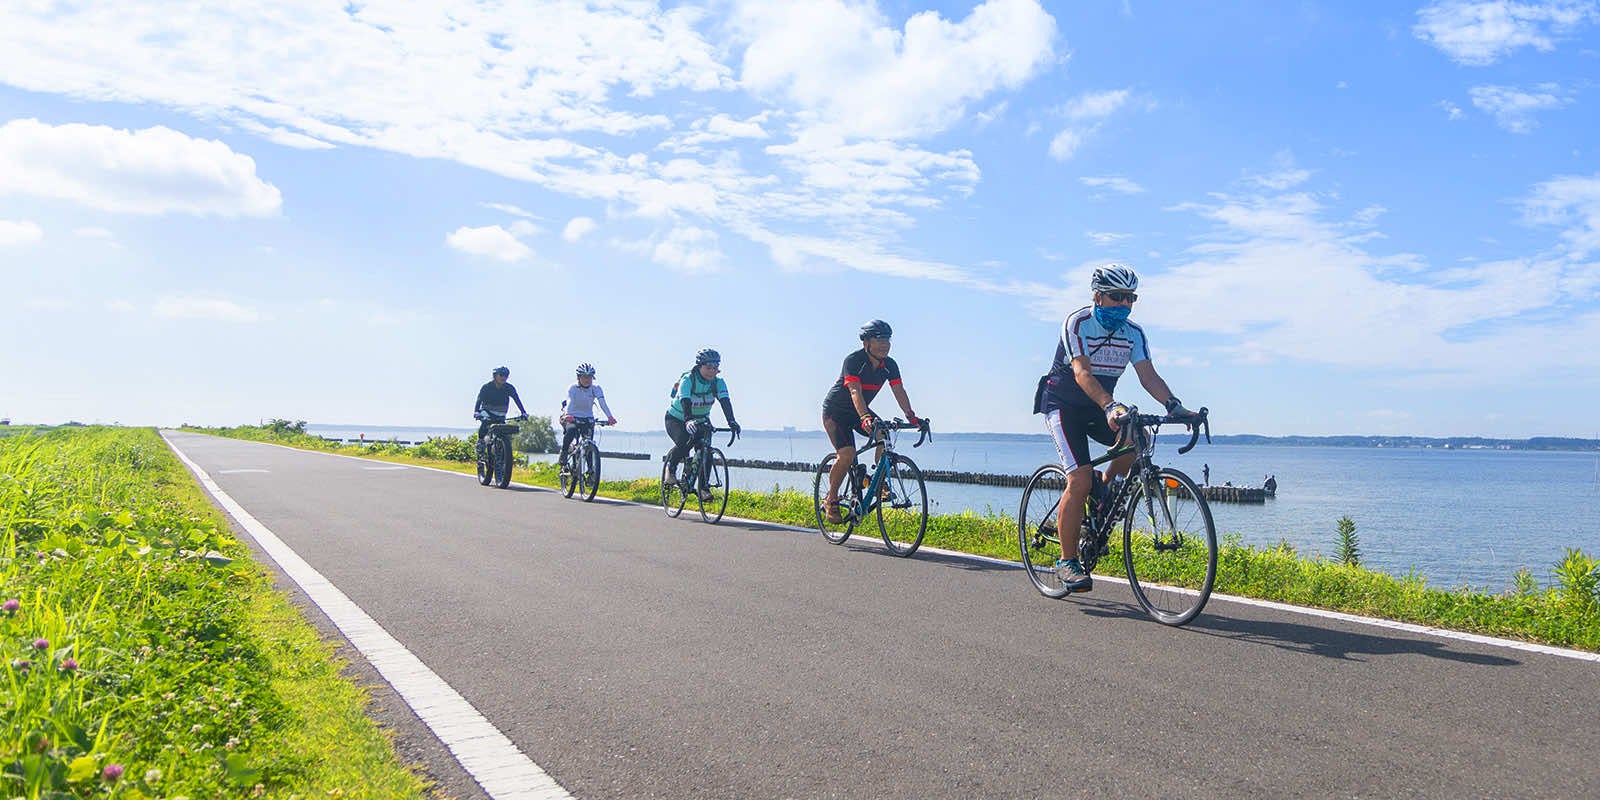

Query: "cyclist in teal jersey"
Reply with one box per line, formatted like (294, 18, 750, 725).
(1040, 265, 1196, 592)
(663, 348, 741, 502)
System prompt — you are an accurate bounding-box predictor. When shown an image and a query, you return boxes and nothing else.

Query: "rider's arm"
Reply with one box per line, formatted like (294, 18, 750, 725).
(473, 384, 488, 415)
(889, 381, 916, 420)
(595, 386, 614, 420)
(509, 386, 527, 415)
(846, 382, 871, 418)
(1132, 360, 1176, 408)
(1071, 355, 1114, 410)
(718, 396, 736, 424)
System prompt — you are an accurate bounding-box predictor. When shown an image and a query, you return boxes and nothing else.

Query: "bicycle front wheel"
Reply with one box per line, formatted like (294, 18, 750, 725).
(812, 454, 858, 544)
(493, 440, 513, 489)
(559, 447, 577, 498)
(697, 447, 730, 524)
(579, 442, 601, 502)
(1122, 467, 1217, 626)
(661, 458, 686, 518)
(877, 454, 927, 557)
(476, 451, 492, 486)
(1017, 464, 1070, 598)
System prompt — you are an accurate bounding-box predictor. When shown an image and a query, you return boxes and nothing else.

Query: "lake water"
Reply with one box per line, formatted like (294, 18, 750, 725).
(309, 425, 1600, 593)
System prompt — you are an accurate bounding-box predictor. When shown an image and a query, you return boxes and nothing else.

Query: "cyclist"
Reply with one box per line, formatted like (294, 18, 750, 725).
(559, 362, 617, 460)
(663, 348, 741, 502)
(473, 366, 528, 452)
(1039, 265, 1195, 592)
(819, 319, 922, 524)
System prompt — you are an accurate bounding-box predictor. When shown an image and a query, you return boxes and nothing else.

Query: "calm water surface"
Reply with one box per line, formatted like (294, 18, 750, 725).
(311, 425, 1600, 592)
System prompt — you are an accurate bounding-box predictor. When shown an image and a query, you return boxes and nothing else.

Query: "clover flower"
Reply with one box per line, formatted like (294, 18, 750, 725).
(102, 763, 124, 782)
(59, 658, 78, 673)
(33, 638, 49, 650)
(2, 598, 18, 613)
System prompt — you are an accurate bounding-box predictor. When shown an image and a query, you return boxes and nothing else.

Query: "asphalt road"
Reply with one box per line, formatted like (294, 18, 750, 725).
(162, 431, 1600, 800)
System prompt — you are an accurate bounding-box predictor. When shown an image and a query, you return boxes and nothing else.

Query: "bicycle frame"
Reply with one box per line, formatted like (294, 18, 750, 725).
(844, 419, 930, 518)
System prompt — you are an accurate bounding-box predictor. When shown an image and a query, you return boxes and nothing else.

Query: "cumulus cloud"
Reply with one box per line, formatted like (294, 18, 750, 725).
(0, 119, 281, 216)
(0, 220, 43, 246)
(1049, 89, 1130, 161)
(651, 226, 724, 273)
(563, 217, 598, 242)
(734, 0, 1056, 139)
(1523, 173, 1600, 258)
(1469, 84, 1571, 132)
(1414, 0, 1598, 65)
(446, 225, 533, 262)
(154, 296, 262, 322)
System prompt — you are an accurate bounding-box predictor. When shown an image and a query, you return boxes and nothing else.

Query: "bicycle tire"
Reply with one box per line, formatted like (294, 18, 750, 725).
(661, 458, 686, 518)
(812, 453, 858, 544)
(1122, 467, 1217, 626)
(877, 453, 927, 557)
(697, 447, 730, 523)
(559, 445, 577, 498)
(1017, 464, 1071, 598)
(579, 442, 601, 502)
(494, 439, 512, 489)
(476, 449, 493, 486)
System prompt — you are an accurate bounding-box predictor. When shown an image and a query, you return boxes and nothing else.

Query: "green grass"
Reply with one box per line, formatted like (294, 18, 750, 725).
(2, 427, 430, 798)
(188, 425, 1600, 653)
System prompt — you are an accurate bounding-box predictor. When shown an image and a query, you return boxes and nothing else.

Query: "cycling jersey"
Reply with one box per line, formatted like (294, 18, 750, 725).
(474, 381, 525, 417)
(666, 372, 729, 421)
(565, 383, 613, 420)
(822, 350, 902, 417)
(1041, 306, 1149, 413)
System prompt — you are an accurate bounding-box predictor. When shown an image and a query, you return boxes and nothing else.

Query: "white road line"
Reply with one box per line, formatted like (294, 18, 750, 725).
(161, 433, 575, 800)
(169, 432, 1600, 665)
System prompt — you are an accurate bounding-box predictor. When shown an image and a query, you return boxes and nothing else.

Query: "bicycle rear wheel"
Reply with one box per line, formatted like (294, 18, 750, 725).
(697, 447, 729, 523)
(661, 458, 686, 518)
(1018, 464, 1070, 598)
(812, 454, 859, 544)
(559, 446, 577, 498)
(1122, 467, 1217, 626)
(579, 442, 601, 502)
(493, 440, 513, 489)
(877, 453, 927, 557)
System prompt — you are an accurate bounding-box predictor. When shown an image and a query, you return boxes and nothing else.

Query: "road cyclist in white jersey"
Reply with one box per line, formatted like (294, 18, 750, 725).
(1036, 264, 1198, 592)
(559, 362, 617, 459)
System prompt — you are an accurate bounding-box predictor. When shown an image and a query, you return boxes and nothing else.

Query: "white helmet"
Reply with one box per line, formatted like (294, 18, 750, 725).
(1090, 264, 1139, 293)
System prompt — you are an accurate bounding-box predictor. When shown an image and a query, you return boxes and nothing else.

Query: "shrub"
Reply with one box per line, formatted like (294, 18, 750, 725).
(411, 436, 475, 462)
(514, 416, 558, 454)
(1335, 515, 1361, 566)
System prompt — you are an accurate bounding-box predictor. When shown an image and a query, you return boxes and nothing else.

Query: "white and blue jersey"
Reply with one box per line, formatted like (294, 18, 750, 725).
(1041, 305, 1150, 413)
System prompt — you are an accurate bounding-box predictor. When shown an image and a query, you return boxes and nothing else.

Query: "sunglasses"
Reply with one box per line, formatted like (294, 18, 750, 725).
(1101, 291, 1138, 303)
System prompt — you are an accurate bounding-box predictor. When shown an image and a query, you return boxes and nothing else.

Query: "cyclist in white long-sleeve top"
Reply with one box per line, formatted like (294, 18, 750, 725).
(559, 363, 616, 460)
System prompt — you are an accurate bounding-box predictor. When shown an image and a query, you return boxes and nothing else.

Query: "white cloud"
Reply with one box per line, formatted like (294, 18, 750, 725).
(0, 220, 43, 246)
(651, 226, 724, 273)
(446, 225, 532, 262)
(1080, 176, 1145, 195)
(1470, 84, 1571, 132)
(482, 203, 537, 219)
(661, 112, 771, 151)
(105, 300, 134, 312)
(1414, 0, 1599, 65)
(1049, 89, 1131, 161)
(734, 0, 1056, 139)
(1523, 173, 1600, 258)
(73, 227, 114, 239)
(0, 119, 281, 217)
(1086, 231, 1132, 246)
(154, 296, 262, 322)
(1440, 100, 1466, 120)
(563, 217, 598, 242)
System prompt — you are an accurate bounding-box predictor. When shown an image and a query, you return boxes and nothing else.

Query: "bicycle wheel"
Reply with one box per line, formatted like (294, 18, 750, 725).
(476, 450, 492, 486)
(697, 447, 729, 523)
(1017, 464, 1070, 598)
(579, 442, 601, 502)
(876, 454, 927, 557)
(1122, 467, 1217, 626)
(661, 458, 686, 518)
(494, 440, 513, 489)
(812, 453, 860, 544)
(559, 446, 577, 498)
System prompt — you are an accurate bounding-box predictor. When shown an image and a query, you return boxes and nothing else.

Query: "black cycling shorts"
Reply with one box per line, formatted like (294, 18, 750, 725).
(823, 411, 865, 450)
(1046, 405, 1117, 471)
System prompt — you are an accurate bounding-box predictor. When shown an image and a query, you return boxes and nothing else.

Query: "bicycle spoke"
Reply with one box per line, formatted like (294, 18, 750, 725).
(1018, 464, 1070, 598)
(877, 454, 926, 557)
(1122, 468, 1217, 625)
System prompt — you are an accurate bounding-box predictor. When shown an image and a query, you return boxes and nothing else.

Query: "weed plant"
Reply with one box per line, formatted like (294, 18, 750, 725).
(196, 425, 1600, 652)
(2, 428, 427, 798)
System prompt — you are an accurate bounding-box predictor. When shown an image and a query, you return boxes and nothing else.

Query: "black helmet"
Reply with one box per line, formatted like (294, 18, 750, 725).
(492, 366, 510, 377)
(695, 348, 721, 366)
(859, 319, 892, 340)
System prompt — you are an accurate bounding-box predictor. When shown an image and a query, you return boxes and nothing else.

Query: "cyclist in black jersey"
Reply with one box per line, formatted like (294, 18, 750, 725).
(473, 366, 529, 448)
(820, 319, 922, 524)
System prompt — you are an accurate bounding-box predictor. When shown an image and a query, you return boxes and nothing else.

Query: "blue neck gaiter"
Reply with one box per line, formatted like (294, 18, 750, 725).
(1094, 304, 1132, 331)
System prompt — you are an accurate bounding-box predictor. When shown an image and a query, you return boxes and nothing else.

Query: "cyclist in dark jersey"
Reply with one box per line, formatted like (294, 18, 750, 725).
(473, 366, 528, 449)
(820, 319, 923, 524)
(1041, 265, 1195, 592)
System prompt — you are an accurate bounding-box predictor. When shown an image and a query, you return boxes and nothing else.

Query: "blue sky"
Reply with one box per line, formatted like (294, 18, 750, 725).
(2, 0, 1598, 437)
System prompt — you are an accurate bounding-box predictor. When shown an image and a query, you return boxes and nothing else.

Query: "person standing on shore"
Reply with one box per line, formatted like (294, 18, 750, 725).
(1037, 265, 1197, 593)
(1203, 463, 1210, 486)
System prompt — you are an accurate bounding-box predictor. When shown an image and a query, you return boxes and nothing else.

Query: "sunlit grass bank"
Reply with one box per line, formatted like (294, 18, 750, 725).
(2, 427, 429, 798)
(188, 425, 1600, 653)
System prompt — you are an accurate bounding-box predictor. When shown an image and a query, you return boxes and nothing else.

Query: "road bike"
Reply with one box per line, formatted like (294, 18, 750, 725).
(661, 422, 738, 524)
(1018, 407, 1216, 625)
(558, 417, 612, 502)
(811, 417, 932, 557)
(474, 412, 524, 489)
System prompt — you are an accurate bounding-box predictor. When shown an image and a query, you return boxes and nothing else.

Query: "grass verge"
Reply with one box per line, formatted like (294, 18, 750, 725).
(2, 426, 430, 798)
(185, 425, 1600, 653)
